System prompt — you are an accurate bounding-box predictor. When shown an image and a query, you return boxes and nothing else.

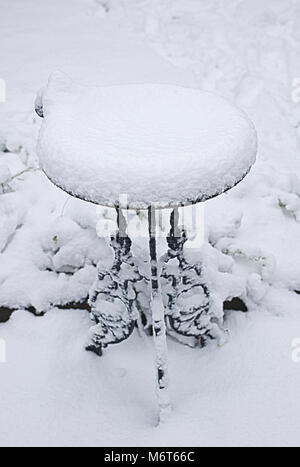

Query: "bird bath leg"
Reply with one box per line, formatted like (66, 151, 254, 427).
(148, 207, 172, 423)
(161, 208, 213, 347)
(87, 207, 138, 355)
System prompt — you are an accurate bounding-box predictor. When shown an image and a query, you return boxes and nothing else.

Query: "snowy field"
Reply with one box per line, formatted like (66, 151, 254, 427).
(1, 0, 300, 447)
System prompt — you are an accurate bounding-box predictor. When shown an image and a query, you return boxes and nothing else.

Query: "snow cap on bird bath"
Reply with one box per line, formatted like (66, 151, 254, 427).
(37, 71, 257, 210)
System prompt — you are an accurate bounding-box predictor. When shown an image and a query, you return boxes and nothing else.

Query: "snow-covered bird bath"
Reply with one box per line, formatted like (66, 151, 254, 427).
(36, 71, 257, 423)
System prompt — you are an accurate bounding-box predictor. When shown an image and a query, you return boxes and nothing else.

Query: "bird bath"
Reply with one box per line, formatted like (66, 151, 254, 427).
(36, 72, 257, 423)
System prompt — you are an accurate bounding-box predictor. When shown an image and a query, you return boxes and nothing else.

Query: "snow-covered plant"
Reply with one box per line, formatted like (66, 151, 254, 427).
(0, 164, 12, 194)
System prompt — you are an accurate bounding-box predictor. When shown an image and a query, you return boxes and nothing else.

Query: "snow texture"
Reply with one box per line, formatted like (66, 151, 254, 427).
(37, 73, 257, 209)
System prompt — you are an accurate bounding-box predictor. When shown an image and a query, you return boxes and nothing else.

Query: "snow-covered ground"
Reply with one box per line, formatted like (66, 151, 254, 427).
(1, 306, 300, 447)
(1, 0, 300, 447)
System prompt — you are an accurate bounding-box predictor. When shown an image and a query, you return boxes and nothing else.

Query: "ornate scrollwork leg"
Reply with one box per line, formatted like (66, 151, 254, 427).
(86, 208, 146, 356)
(161, 208, 214, 347)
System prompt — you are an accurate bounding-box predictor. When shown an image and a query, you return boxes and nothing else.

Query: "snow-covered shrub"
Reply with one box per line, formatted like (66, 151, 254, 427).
(0, 149, 110, 314)
(0, 164, 12, 194)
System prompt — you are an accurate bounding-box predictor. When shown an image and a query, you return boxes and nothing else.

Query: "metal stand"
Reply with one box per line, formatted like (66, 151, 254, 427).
(148, 207, 171, 422)
(87, 208, 146, 356)
(161, 208, 212, 347)
(87, 205, 219, 421)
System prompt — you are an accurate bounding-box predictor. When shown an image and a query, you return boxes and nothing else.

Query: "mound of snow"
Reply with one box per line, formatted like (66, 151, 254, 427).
(37, 72, 257, 209)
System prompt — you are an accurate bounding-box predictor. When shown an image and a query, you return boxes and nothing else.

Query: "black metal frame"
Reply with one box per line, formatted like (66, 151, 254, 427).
(87, 207, 215, 353)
